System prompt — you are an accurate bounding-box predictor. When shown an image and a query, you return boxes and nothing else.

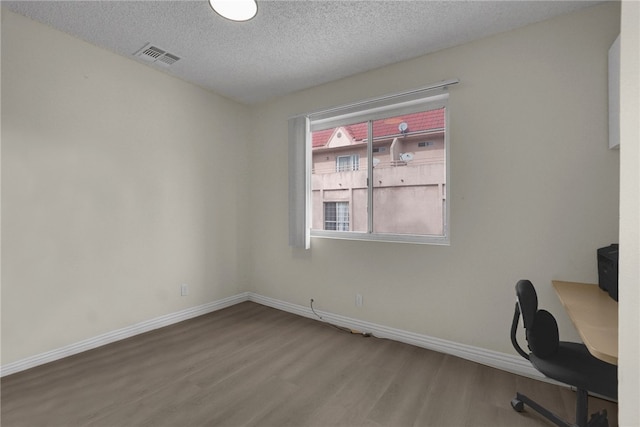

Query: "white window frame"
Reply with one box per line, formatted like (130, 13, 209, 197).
(288, 80, 457, 248)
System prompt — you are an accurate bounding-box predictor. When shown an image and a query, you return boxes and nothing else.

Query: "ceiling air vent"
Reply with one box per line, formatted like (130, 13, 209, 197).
(133, 43, 181, 67)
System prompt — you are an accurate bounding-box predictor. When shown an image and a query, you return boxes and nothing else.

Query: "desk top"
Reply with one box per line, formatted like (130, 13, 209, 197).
(552, 280, 618, 365)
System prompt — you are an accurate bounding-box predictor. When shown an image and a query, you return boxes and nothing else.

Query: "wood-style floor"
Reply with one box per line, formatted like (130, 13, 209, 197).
(1, 302, 617, 426)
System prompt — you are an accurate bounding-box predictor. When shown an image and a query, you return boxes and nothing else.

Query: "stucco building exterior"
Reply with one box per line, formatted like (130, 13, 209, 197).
(311, 108, 446, 235)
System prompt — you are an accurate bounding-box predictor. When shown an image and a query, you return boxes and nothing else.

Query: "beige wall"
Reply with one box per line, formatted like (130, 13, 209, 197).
(618, 1, 640, 424)
(1, 10, 251, 364)
(248, 2, 620, 354)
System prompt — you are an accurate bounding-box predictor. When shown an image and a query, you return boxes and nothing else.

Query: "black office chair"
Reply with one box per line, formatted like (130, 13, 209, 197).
(510, 280, 617, 427)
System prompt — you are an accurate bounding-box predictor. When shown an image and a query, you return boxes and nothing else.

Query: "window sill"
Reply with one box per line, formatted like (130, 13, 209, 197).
(310, 230, 450, 245)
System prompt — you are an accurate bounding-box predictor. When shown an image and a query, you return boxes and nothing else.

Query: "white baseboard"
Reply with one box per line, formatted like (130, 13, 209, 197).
(1, 293, 250, 377)
(247, 292, 545, 381)
(2, 291, 542, 383)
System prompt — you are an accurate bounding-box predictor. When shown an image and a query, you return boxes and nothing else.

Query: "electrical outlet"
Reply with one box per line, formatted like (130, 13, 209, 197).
(180, 283, 189, 296)
(356, 293, 363, 307)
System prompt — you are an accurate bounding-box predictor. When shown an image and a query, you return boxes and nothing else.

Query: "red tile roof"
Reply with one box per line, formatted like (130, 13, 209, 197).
(311, 128, 336, 148)
(312, 108, 444, 148)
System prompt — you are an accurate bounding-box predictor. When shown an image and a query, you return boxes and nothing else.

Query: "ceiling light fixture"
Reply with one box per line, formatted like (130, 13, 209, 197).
(209, 0, 258, 22)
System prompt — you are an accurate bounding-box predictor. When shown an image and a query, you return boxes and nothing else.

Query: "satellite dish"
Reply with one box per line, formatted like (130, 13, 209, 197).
(373, 158, 380, 167)
(400, 152, 414, 162)
(398, 122, 408, 133)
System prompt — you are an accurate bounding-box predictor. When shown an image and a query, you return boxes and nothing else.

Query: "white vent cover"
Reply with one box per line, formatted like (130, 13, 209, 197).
(158, 53, 180, 66)
(134, 43, 181, 67)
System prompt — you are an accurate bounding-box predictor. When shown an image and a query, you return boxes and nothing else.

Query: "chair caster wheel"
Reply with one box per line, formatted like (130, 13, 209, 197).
(511, 398, 524, 412)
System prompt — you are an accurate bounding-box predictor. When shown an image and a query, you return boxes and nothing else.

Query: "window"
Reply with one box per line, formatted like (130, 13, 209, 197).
(336, 154, 359, 172)
(289, 80, 457, 247)
(324, 202, 349, 231)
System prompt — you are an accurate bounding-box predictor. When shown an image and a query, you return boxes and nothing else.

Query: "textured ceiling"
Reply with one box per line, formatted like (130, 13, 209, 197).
(3, 1, 601, 105)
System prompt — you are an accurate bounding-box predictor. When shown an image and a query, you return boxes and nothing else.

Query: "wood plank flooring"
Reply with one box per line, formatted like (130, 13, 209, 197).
(1, 302, 618, 426)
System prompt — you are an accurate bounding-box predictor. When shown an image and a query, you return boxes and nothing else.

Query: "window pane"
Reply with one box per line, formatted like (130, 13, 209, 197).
(336, 202, 349, 231)
(336, 154, 359, 172)
(371, 108, 446, 236)
(311, 122, 368, 232)
(323, 202, 349, 231)
(324, 202, 337, 230)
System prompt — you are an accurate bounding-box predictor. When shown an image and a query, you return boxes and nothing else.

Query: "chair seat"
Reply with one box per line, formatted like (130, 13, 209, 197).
(530, 341, 617, 400)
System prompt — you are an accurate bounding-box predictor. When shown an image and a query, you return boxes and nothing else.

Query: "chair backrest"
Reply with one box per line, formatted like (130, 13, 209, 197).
(515, 280, 538, 329)
(515, 280, 560, 359)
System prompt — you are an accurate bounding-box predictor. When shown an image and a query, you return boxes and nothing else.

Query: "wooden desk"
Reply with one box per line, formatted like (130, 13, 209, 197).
(552, 280, 618, 365)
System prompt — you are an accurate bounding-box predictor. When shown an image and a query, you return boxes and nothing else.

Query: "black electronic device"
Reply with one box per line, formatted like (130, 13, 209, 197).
(597, 244, 619, 301)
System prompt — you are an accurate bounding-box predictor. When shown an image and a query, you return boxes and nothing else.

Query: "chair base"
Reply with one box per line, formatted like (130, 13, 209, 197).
(511, 391, 610, 427)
